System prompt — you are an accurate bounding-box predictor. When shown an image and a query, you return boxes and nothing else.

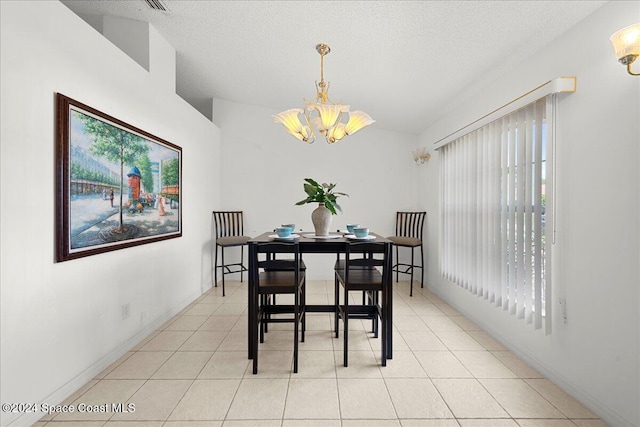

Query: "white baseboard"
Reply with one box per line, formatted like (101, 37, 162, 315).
(426, 285, 635, 427)
(7, 288, 203, 427)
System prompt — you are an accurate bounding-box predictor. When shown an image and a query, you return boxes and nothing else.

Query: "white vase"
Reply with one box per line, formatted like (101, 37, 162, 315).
(311, 203, 332, 236)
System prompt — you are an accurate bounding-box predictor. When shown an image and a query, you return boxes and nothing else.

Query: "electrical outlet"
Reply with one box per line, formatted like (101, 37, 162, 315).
(559, 298, 567, 323)
(122, 303, 130, 320)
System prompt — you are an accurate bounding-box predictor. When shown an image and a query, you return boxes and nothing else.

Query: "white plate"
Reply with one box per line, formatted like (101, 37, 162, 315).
(345, 234, 376, 240)
(302, 233, 342, 239)
(268, 233, 300, 240)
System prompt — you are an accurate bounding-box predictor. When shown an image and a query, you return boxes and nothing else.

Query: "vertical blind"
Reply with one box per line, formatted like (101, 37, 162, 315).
(440, 96, 552, 333)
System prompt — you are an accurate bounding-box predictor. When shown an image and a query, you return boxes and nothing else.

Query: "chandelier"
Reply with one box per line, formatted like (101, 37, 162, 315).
(273, 43, 375, 144)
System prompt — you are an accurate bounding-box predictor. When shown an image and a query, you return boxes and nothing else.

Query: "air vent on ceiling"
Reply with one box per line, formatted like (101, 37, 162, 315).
(142, 0, 170, 13)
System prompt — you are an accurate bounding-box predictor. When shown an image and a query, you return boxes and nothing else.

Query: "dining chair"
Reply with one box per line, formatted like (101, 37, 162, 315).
(335, 240, 389, 367)
(261, 251, 306, 334)
(387, 211, 426, 296)
(253, 240, 306, 374)
(212, 211, 251, 297)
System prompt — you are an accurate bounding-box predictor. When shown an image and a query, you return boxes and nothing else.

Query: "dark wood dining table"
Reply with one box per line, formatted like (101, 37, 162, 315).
(247, 231, 394, 363)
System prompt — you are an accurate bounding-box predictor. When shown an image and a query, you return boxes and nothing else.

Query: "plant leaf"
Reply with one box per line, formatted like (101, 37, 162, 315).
(303, 183, 317, 197)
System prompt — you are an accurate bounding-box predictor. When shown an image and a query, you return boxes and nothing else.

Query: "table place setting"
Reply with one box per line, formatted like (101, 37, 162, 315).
(340, 224, 376, 240)
(268, 224, 300, 240)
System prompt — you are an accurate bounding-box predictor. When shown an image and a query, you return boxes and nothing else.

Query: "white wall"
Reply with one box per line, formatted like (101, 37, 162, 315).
(0, 2, 221, 426)
(417, 2, 640, 426)
(213, 98, 420, 279)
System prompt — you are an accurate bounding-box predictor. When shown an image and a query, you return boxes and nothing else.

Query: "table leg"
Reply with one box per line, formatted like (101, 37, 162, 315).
(248, 242, 256, 360)
(385, 241, 393, 359)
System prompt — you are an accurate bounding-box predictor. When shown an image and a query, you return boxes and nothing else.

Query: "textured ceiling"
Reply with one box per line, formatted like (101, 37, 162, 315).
(60, 0, 606, 134)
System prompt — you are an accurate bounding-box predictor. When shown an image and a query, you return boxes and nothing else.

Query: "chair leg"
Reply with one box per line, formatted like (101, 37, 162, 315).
(343, 287, 349, 367)
(373, 291, 379, 338)
(410, 247, 415, 297)
(253, 309, 259, 374)
(264, 294, 270, 334)
(214, 244, 219, 288)
(420, 244, 424, 288)
(301, 280, 306, 343)
(394, 245, 399, 282)
(369, 291, 375, 334)
(259, 295, 265, 343)
(334, 275, 340, 338)
(221, 247, 226, 297)
(240, 245, 245, 282)
(381, 290, 387, 367)
(294, 291, 299, 373)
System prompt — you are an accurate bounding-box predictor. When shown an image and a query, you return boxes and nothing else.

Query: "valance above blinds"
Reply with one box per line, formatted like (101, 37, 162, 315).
(434, 77, 575, 151)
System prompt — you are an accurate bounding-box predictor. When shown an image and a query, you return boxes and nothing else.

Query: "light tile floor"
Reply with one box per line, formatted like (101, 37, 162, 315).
(35, 280, 608, 427)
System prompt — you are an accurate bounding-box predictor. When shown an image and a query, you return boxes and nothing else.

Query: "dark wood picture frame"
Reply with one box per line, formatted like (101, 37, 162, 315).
(55, 93, 182, 262)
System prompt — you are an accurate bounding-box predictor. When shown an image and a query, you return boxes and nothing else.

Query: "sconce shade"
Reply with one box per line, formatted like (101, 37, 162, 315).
(412, 147, 431, 164)
(610, 23, 640, 75)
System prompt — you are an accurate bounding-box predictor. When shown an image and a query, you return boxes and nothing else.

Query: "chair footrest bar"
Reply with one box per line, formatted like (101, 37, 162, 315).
(392, 264, 420, 274)
(261, 305, 305, 315)
(258, 317, 302, 324)
(337, 305, 381, 318)
(222, 264, 248, 274)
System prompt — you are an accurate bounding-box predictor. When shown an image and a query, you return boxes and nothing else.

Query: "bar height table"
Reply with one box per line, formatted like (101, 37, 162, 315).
(247, 231, 394, 364)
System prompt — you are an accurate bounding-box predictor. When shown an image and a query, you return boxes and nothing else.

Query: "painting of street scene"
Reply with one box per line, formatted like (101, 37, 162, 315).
(56, 94, 181, 262)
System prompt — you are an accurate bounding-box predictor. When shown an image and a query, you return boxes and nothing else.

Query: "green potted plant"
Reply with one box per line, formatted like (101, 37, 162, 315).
(295, 178, 348, 236)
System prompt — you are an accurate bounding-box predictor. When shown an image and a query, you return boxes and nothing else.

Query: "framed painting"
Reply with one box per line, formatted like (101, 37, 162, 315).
(55, 93, 182, 262)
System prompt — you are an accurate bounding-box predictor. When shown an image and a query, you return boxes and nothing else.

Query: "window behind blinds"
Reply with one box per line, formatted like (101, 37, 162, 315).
(440, 96, 552, 333)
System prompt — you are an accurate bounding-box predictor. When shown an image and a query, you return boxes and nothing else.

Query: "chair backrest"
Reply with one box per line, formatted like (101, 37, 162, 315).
(255, 241, 301, 286)
(256, 241, 300, 270)
(343, 241, 389, 284)
(212, 211, 245, 239)
(394, 211, 426, 239)
(345, 241, 386, 267)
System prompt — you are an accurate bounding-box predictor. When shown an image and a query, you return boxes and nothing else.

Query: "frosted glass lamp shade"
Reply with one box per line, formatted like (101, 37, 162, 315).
(344, 110, 376, 136)
(273, 109, 313, 142)
(327, 123, 347, 144)
(309, 104, 349, 132)
(610, 23, 640, 65)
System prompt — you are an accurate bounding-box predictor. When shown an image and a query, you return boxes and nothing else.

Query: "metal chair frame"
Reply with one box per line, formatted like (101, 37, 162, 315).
(212, 211, 250, 297)
(390, 211, 426, 296)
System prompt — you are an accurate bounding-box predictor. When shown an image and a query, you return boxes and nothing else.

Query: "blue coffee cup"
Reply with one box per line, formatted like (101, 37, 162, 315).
(346, 224, 360, 233)
(353, 227, 369, 238)
(276, 227, 292, 238)
(281, 223, 295, 233)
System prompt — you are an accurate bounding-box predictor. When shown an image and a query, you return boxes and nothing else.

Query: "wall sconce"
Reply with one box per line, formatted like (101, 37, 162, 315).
(610, 23, 640, 76)
(412, 147, 431, 165)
